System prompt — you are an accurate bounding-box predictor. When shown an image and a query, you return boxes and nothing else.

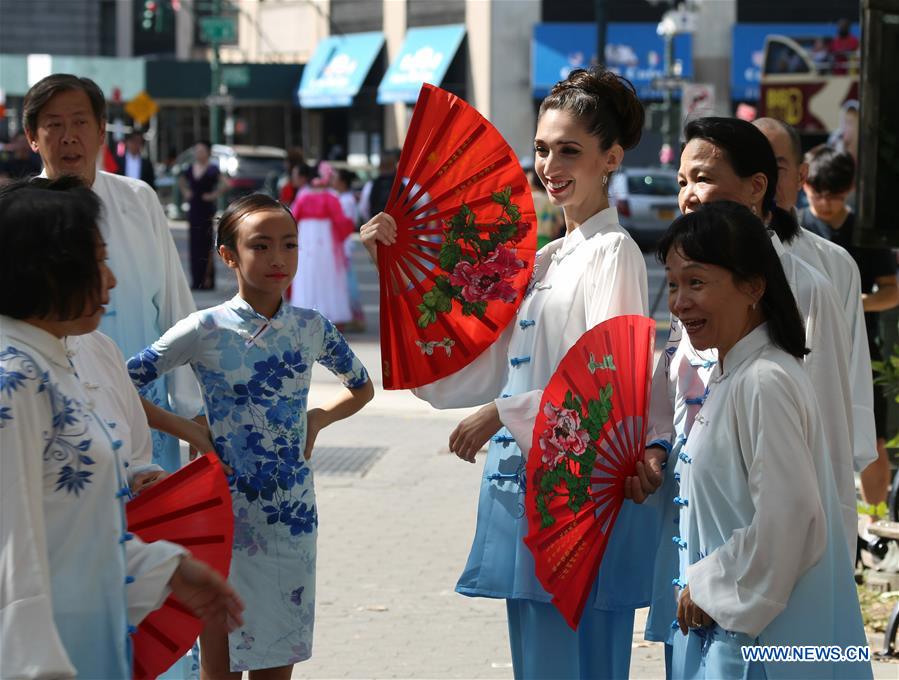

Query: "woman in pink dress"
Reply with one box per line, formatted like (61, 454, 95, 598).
(289, 163, 354, 324)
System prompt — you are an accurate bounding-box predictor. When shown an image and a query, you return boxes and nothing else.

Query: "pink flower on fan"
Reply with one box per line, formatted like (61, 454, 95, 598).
(449, 246, 524, 303)
(539, 402, 590, 468)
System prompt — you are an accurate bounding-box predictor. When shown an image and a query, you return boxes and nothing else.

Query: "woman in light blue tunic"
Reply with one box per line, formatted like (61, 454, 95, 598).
(362, 66, 660, 679)
(129, 195, 373, 676)
(659, 202, 871, 679)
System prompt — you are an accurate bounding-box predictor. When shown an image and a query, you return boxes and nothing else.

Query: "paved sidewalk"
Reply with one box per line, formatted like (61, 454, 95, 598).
(299, 341, 666, 679)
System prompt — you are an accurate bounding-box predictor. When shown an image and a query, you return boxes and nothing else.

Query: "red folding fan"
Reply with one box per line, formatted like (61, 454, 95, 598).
(378, 83, 537, 389)
(126, 453, 233, 680)
(524, 315, 656, 629)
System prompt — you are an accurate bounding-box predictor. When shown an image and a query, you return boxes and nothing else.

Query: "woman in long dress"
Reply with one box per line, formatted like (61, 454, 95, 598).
(290, 163, 354, 324)
(180, 140, 226, 290)
(362, 66, 659, 678)
(658, 202, 870, 679)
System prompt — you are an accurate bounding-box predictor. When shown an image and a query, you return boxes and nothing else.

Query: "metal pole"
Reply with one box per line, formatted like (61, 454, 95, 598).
(662, 31, 675, 166)
(594, 0, 606, 67)
(209, 0, 221, 145)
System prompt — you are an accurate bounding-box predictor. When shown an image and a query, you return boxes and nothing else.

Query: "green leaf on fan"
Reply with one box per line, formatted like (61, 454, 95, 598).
(439, 243, 462, 271)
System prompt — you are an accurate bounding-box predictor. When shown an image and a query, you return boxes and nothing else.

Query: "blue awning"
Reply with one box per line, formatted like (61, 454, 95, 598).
(731, 22, 859, 101)
(377, 24, 466, 104)
(532, 22, 693, 100)
(298, 31, 384, 108)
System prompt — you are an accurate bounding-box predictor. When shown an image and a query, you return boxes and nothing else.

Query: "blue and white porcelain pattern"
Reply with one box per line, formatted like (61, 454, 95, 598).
(128, 296, 368, 671)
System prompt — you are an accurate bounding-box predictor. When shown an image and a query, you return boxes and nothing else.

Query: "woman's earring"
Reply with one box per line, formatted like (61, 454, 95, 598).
(750, 205, 758, 215)
(751, 301, 758, 310)
(602, 174, 608, 187)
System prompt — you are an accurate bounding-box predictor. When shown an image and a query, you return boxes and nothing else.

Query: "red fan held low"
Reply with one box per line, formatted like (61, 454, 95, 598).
(126, 453, 233, 680)
(378, 83, 537, 389)
(524, 315, 656, 629)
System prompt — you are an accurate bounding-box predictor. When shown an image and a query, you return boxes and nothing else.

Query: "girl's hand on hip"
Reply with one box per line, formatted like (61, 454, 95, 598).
(360, 212, 397, 261)
(449, 403, 502, 463)
(304, 407, 326, 460)
(677, 585, 714, 635)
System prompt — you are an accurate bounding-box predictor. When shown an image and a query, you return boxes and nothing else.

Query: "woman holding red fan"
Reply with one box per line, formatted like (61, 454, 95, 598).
(0, 177, 243, 679)
(363, 67, 661, 678)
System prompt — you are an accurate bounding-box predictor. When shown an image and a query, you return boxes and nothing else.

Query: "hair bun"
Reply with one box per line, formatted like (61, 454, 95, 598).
(544, 66, 644, 151)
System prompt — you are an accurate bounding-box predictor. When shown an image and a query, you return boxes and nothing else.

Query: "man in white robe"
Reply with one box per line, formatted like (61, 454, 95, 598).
(754, 117, 876, 474)
(23, 73, 202, 471)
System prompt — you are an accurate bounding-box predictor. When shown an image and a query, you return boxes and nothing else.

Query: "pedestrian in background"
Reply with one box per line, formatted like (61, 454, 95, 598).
(332, 168, 366, 332)
(115, 130, 155, 190)
(363, 65, 654, 679)
(128, 193, 373, 677)
(179, 140, 227, 290)
(800, 145, 899, 533)
(290, 162, 355, 326)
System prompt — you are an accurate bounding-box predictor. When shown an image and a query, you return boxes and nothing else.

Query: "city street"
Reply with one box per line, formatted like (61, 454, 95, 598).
(169, 222, 896, 678)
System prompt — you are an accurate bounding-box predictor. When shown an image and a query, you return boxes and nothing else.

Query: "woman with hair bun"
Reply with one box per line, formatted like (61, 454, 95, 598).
(362, 66, 659, 677)
(641, 118, 863, 675)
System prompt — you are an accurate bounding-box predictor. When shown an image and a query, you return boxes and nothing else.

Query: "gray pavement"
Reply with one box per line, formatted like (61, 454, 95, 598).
(167, 221, 896, 679)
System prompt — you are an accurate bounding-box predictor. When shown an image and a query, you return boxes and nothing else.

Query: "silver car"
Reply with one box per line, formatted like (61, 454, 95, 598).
(609, 167, 680, 251)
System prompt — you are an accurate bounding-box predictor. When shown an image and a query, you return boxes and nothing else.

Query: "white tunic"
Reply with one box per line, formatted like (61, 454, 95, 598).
(65, 332, 162, 480)
(787, 226, 876, 470)
(673, 324, 869, 679)
(0, 318, 183, 679)
(415, 208, 658, 608)
(91, 172, 203, 465)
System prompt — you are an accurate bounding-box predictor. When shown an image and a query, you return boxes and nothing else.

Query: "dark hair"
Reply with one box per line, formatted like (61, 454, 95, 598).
(0, 176, 103, 320)
(217, 193, 295, 250)
(684, 117, 800, 243)
(657, 201, 809, 359)
(125, 131, 145, 143)
(23, 74, 106, 136)
(539, 66, 645, 153)
(336, 168, 356, 188)
(804, 144, 855, 194)
(195, 140, 212, 152)
(298, 163, 318, 181)
(753, 117, 802, 165)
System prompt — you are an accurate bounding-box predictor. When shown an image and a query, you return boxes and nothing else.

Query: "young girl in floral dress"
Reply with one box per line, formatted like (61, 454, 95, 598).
(128, 194, 373, 678)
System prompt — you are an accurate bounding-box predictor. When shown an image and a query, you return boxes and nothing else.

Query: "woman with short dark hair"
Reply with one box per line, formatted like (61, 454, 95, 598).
(657, 202, 869, 679)
(0, 177, 242, 678)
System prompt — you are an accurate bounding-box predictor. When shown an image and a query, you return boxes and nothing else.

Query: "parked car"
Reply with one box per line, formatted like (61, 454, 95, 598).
(156, 144, 287, 219)
(608, 167, 680, 251)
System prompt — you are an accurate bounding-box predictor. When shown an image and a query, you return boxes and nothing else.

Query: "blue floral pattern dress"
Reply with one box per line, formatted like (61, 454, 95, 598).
(127, 296, 369, 671)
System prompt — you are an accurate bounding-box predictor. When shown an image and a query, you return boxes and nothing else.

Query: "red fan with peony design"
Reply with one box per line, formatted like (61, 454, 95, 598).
(126, 453, 233, 680)
(524, 315, 656, 629)
(378, 83, 537, 389)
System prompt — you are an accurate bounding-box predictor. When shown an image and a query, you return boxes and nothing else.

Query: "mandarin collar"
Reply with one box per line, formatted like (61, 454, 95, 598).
(225, 294, 287, 323)
(711, 323, 771, 383)
(552, 207, 622, 262)
(1, 316, 72, 370)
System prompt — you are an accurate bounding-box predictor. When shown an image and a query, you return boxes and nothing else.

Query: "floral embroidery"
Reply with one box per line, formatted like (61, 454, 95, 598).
(416, 187, 528, 328)
(532, 384, 614, 528)
(415, 338, 455, 356)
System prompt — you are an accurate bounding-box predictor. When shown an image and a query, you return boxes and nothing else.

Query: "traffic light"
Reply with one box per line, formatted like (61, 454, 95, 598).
(142, 0, 157, 31)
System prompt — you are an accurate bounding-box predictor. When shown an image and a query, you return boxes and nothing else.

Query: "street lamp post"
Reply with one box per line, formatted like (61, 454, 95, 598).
(209, 0, 222, 145)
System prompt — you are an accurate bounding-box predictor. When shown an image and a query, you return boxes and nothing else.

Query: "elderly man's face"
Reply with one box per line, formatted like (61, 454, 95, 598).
(27, 89, 105, 185)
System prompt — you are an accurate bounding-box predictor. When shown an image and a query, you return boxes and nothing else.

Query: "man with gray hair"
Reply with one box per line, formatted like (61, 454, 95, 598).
(23, 73, 203, 472)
